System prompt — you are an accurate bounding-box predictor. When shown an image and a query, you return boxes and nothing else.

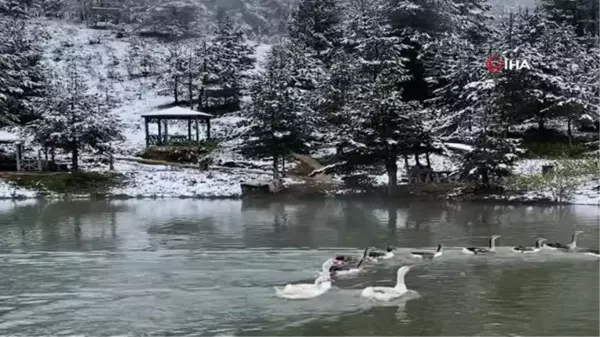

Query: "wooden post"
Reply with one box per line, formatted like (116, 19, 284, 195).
(195, 120, 199, 141)
(144, 118, 149, 147)
(157, 119, 162, 145)
(37, 150, 42, 171)
(187, 119, 192, 141)
(15, 143, 21, 172)
(206, 118, 211, 140)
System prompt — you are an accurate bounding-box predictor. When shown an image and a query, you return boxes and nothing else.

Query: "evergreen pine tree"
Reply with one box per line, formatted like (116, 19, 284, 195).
(29, 62, 123, 171)
(204, 12, 255, 115)
(288, 0, 342, 66)
(0, 16, 47, 126)
(539, 0, 599, 37)
(240, 41, 319, 179)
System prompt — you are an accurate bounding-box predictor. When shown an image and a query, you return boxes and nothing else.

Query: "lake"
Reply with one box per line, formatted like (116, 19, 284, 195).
(0, 199, 598, 336)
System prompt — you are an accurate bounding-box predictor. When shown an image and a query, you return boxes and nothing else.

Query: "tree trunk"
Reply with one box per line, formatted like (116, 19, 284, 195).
(538, 116, 545, 134)
(281, 156, 286, 177)
(272, 155, 279, 180)
(567, 117, 573, 146)
(425, 152, 432, 169)
(481, 168, 490, 187)
(174, 76, 179, 103)
(188, 76, 193, 109)
(71, 141, 79, 171)
(386, 157, 398, 196)
(414, 153, 421, 166)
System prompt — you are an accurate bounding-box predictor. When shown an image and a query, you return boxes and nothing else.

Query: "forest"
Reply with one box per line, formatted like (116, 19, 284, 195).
(0, 0, 598, 195)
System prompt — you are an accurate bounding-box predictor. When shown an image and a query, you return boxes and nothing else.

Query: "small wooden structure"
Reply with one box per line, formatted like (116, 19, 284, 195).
(89, 0, 123, 27)
(407, 165, 457, 183)
(0, 131, 23, 171)
(141, 107, 213, 147)
(0, 131, 45, 172)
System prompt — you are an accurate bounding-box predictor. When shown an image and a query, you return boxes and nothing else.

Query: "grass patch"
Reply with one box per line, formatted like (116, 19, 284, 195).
(520, 140, 593, 159)
(3, 171, 126, 195)
(512, 127, 598, 159)
(138, 140, 220, 164)
(503, 159, 599, 202)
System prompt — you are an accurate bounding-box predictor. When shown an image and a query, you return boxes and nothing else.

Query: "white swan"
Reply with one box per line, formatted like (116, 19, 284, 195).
(274, 275, 333, 300)
(361, 265, 414, 301)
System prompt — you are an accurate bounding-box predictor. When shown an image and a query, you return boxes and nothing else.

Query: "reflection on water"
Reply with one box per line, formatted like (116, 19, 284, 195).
(0, 199, 597, 336)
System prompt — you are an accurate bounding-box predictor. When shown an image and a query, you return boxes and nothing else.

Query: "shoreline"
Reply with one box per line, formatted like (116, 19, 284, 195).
(0, 188, 597, 206)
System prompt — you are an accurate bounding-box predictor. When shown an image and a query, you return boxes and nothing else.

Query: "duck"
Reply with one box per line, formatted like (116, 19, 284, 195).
(361, 265, 414, 301)
(334, 247, 368, 265)
(544, 231, 583, 252)
(367, 246, 395, 261)
(512, 238, 546, 253)
(330, 248, 369, 276)
(319, 258, 342, 276)
(274, 274, 333, 300)
(410, 244, 443, 259)
(462, 235, 501, 255)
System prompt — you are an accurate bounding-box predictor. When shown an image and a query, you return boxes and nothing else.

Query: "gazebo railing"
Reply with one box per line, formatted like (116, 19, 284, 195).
(147, 134, 203, 146)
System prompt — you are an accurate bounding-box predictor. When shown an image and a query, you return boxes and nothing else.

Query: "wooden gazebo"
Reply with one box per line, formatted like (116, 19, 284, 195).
(141, 107, 213, 147)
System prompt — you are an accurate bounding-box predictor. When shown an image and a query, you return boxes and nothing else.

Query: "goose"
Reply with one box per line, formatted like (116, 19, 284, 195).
(410, 244, 443, 259)
(330, 248, 369, 276)
(361, 265, 414, 301)
(274, 274, 333, 300)
(367, 246, 395, 261)
(512, 238, 546, 253)
(462, 235, 501, 255)
(544, 231, 583, 251)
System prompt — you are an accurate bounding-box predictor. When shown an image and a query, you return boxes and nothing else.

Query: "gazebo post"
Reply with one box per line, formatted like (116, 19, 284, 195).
(195, 120, 199, 142)
(187, 119, 192, 141)
(157, 119, 162, 145)
(15, 142, 21, 172)
(164, 120, 169, 143)
(206, 118, 211, 140)
(144, 117, 150, 147)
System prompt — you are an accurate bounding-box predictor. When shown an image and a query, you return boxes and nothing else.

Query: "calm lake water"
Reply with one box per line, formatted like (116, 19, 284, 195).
(0, 199, 598, 336)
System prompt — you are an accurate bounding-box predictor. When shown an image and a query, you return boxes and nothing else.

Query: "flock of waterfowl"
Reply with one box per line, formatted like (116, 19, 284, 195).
(273, 231, 599, 301)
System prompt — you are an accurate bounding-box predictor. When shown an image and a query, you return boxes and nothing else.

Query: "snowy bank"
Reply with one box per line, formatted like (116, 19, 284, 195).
(0, 161, 305, 200)
(104, 161, 304, 198)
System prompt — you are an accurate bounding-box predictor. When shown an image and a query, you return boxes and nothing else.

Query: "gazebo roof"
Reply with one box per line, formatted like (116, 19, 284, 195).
(0, 130, 21, 144)
(141, 106, 213, 120)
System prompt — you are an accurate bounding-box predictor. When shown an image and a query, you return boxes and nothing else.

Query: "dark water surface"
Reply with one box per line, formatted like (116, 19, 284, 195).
(0, 199, 598, 336)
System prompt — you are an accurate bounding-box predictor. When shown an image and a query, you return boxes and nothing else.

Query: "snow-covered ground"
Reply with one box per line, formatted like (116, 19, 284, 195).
(100, 161, 302, 198)
(0, 20, 283, 199)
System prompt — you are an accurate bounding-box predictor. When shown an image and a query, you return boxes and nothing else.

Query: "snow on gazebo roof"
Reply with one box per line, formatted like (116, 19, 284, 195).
(141, 106, 213, 119)
(0, 130, 21, 143)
